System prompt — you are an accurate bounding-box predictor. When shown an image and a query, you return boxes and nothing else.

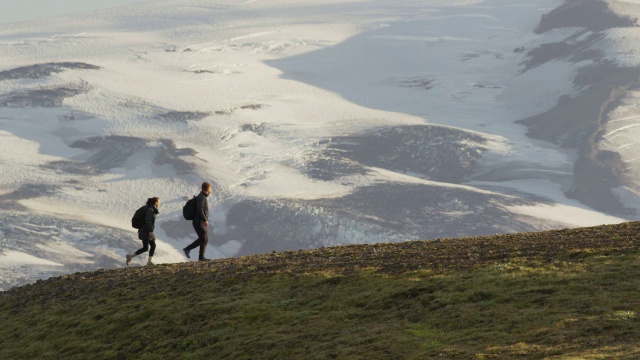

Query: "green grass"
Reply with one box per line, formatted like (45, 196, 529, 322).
(2, 222, 640, 359)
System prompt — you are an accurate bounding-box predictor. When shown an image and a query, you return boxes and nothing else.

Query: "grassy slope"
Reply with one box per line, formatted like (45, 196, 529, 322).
(2, 222, 640, 359)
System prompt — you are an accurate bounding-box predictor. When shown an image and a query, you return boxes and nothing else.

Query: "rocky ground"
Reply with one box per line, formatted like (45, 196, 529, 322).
(4, 221, 638, 299)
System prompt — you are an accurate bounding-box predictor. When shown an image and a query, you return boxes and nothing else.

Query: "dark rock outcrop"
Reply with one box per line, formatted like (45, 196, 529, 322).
(0, 62, 100, 81)
(534, 0, 637, 34)
(156, 111, 209, 123)
(44, 136, 198, 175)
(304, 125, 487, 182)
(0, 82, 92, 108)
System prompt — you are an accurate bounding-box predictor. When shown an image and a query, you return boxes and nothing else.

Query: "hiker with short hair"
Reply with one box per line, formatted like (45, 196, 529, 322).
(127, 197, 160, 266)
(183, 182, 211, 261)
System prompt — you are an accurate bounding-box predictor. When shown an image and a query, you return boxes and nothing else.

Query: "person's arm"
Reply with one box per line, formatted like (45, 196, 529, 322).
(196, 194, 208, 224)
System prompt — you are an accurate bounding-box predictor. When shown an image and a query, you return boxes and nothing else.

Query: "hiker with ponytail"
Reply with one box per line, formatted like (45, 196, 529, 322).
(126, 197, 160, 266)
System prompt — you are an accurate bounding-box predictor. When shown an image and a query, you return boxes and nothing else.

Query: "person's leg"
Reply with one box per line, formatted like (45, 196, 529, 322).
(185, 221, 205, 254)
(198, 224, 209, 260)
(135, 239, 150, 255)
(127, 239, 149, 266)
(147, 240, 156, 265)
(149, 240, 156, 257)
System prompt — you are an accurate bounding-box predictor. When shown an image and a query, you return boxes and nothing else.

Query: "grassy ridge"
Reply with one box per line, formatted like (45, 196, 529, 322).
(2, 222, 640, 359)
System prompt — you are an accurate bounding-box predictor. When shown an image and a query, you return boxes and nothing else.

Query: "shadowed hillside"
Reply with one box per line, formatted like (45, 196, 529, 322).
(2, 222, 640, 359)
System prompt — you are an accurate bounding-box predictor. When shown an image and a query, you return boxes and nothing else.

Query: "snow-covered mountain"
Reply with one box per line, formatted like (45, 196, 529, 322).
(1, 0, 640, 290)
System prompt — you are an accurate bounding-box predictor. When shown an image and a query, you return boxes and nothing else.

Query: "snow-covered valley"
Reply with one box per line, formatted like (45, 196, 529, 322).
(1, 0, 640, 289)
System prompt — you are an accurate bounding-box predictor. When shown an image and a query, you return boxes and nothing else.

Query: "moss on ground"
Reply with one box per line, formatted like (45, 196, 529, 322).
(1, 222, 640, 359)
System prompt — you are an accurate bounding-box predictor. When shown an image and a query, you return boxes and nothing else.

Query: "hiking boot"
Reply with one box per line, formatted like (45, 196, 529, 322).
(198, 257, 210, 261)
(147, 256, 154, 266)
(126, 254, 134, 267)
(183, 248, 190, 259)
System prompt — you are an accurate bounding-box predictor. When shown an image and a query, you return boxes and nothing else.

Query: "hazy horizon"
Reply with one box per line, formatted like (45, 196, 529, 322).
(0, 0, 147, 25)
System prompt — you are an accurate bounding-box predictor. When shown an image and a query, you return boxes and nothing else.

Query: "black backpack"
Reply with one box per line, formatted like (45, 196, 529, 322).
(183, 196, 197, 220)
(131, 206, 148, 229)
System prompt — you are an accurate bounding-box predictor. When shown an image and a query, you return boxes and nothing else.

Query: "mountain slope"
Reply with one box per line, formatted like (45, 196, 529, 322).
(2, 0, 640, 290)
(1, 222, 640, 359)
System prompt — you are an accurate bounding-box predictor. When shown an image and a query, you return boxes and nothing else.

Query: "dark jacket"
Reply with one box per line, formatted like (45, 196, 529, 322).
(195, 191, 209, 223)
(140, 205, 159, 240)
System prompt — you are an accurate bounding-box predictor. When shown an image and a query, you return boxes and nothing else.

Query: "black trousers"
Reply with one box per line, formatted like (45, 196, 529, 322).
(186, 221, 209, 259)
(135, 238, 156, 257)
